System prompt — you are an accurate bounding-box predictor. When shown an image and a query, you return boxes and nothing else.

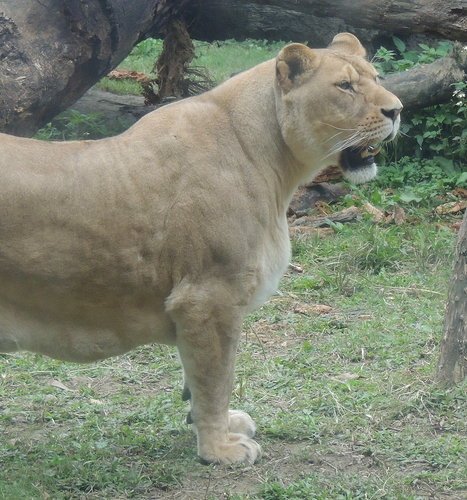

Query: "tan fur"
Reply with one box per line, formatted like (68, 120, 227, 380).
(0, 33, 402, 464)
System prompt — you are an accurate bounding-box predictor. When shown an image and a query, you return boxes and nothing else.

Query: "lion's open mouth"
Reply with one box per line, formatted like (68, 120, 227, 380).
(340, 145, 381, 171)
(339, 145, 382, 184)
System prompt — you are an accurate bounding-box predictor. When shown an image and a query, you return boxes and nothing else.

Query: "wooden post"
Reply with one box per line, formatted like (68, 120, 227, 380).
(437, 211, 467, 385)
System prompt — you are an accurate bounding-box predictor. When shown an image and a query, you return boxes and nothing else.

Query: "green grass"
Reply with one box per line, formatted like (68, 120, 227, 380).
(1, 216, 465, 499)
(34, 110, 129, 141)
(193, 39, 285, 83)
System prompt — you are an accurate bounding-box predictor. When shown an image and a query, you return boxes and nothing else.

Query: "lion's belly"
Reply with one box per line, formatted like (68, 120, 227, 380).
(0, 295, 176, 362)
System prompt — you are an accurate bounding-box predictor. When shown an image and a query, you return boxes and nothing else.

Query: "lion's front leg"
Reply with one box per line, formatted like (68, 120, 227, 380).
(182, 379, 256, 438)
(178, 336, 260, 465)
(168, 287, 260, 465)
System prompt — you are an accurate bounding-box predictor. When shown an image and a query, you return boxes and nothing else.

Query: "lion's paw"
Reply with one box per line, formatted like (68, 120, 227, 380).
(228, 410, 256, 438)
(199, 433, 261, 465)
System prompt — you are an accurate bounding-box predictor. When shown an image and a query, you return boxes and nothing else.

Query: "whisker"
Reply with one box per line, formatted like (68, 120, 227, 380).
(330, 135, 359, 153)
(332, 132, 363, 150)
(317, 121, 359, 132)
(331, 129, 372, 156)
(323, 131, 365, 160)
(323, 130, 346, 143)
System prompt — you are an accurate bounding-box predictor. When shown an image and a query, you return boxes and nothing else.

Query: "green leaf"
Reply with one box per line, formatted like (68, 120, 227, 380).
(456, 172, 467, 186)
(433, 157, 455, 173)
(370, 191, 383, 206)
(327, 220, 344, 232)
(393, 36, 406, 54)
(399, 191, 423, 203)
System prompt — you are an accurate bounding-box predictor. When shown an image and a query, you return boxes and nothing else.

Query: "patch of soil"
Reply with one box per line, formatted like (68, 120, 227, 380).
(144, 442, 380, 499)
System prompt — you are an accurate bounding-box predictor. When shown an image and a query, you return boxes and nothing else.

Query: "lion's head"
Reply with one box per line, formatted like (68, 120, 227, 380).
(274, 33, 402, 184)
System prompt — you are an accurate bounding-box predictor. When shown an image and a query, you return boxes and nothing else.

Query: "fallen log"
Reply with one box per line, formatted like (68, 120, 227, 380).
(384, 44, 467, 110)
(69, 89, 155, 130)
(290, 206, 362, 227)
(288, 183, 350, 217)
(189, 0, 467, 48)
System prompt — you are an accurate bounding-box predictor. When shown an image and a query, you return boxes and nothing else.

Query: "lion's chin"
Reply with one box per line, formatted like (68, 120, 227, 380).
(343, 162, 378, 184)
(339, 146, 379, 185)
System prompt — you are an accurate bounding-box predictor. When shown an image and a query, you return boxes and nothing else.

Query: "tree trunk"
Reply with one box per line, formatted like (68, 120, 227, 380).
(0, 0, 189, 136)
(437, 211, 467, 386)
(189, 0, 467, 49)
(142, 19, 197, 104)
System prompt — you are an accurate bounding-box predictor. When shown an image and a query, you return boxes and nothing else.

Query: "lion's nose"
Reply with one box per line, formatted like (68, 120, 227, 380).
(381, 106, 402, 122)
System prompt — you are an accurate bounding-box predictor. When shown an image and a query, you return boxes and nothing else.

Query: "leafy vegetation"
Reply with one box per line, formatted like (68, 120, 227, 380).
(362, 38, 467, 208)
(372, 37, 453, 73)
(374, 38, 466, 170)
(349, 156, 467, 210)
(34, 110, 127, 141)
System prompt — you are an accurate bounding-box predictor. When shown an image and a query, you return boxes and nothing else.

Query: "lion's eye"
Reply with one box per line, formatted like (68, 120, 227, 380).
(338, 80, 353, 91)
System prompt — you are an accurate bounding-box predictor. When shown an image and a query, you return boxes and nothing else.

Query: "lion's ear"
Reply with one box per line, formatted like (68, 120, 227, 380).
(276, 43, 317, 93)
(328, 33, 367, 58)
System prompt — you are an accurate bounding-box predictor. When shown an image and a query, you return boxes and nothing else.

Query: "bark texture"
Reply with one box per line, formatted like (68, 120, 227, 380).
(154, 20, 194, 99)
(437, 211, 467, 386)
(143, 19, 199, 104)
(188, 0, 467, 48)
(0, 0, 188, 135)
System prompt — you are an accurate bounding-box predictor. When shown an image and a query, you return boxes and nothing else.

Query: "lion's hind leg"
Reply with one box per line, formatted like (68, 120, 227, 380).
(167, 283, 261, 465)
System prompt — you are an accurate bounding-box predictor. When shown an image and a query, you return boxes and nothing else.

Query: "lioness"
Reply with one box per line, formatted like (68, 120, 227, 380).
(0, 33, 401, 465)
